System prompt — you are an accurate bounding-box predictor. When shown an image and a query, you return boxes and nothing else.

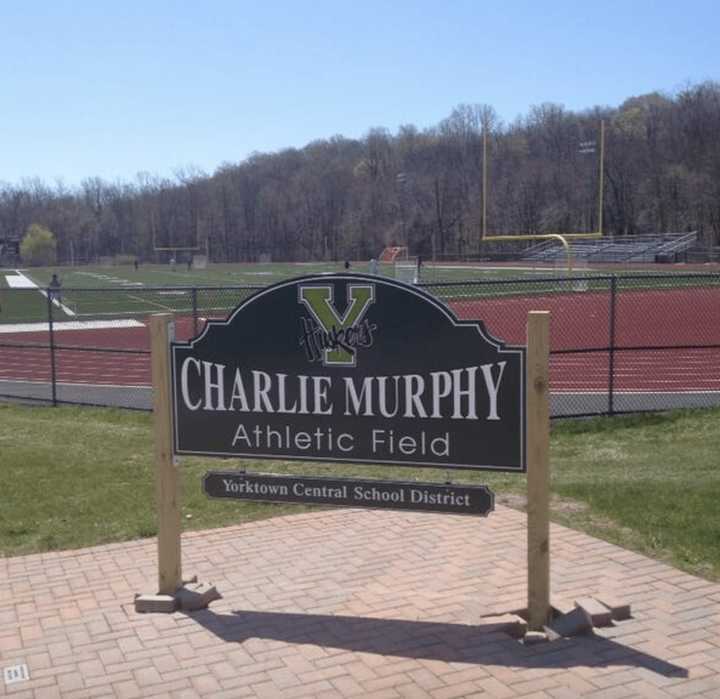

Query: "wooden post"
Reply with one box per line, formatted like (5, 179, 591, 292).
(527, 311, 551, 630)
(150, 313, 182, 595)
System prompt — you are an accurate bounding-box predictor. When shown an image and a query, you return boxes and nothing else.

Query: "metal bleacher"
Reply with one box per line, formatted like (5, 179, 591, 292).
(522, 232, 698, 264)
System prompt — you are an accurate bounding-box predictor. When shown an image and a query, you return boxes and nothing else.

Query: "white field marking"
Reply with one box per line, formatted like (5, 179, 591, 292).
(441, 287, 588, 303)
(76, 272, 119, 281)
(9, 269, 77, 317)
(5, 273, 36, 288)
(72, 305, 210, 317)
(194, 306, 239, 314)
(75, 271, 144, 287)
(74, 309, 150, 317)
(76, 272, 121, 281)
(429, 264, 593, 274)
(0, 319, 144, 334)
(178, 306, 241, 319)
(126, 293, 175, 311)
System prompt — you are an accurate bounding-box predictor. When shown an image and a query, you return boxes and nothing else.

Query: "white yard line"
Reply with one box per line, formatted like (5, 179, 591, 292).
(9, 269, 77, 317)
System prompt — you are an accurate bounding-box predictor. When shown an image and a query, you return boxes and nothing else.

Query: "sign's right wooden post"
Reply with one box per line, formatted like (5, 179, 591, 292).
(527, 311, 551, 630)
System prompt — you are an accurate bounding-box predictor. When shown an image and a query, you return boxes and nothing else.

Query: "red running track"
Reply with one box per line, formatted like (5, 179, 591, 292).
(1, 289, 718, 392)
(450, 287, 720, 392)
(0, 317, 197, 388)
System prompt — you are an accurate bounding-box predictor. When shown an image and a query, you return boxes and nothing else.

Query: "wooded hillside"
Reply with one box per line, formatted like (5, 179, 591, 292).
(2, 82, 719, 263)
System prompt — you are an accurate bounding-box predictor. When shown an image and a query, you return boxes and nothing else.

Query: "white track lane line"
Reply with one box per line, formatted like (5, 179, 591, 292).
(0, 319, 144, 334)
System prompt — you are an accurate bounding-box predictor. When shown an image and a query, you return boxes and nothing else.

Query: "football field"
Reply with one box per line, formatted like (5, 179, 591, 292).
(0, 261, 573, 323)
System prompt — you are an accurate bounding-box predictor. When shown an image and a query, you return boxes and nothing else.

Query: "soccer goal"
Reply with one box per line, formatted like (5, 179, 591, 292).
(378, 246, 420, 283)
(379, 246, 408, 263)
(394, 257, 421, 284)
(192, 254, 208, 270)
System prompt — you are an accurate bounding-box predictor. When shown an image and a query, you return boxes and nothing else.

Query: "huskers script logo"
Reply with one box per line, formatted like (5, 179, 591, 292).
(298, 283, 377, 366)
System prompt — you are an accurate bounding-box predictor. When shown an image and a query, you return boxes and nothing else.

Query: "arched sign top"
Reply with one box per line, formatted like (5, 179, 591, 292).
(184, 273, 509, 353)
(171, 274, 526, 472)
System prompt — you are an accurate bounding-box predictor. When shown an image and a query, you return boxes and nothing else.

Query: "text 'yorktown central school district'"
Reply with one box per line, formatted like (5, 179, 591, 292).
(171, 274, 527, 472)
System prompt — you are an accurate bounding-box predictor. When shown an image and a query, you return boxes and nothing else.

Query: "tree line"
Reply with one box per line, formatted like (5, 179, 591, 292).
(2, 81, 719, 264)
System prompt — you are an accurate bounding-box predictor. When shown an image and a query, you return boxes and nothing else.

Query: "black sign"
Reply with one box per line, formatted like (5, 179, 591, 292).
(171, 274, 525, 471)
(203, 472, 495, 517)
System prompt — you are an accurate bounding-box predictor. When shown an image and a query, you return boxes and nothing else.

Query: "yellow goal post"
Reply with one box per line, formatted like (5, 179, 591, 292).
(480, 232, 602, 274)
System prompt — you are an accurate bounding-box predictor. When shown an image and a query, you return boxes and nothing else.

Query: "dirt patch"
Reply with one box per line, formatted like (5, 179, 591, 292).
(550, 495, 590, 515)
(496, 492, 590, 516)
(496, 493, 527, 510)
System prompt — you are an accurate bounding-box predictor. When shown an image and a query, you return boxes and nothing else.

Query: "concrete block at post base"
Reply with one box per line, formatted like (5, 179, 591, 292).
(176, 582, 222, 611)
(523, 630, 549, 645)
(479, 613, 528, 639)
(551, 600, 575, 616)
(594, 594, 632, 621)
(543, 625, 562, 641)
(575, 596, 614, 627)
(548, 605, 593, 637)
(135, 594, 177, 614)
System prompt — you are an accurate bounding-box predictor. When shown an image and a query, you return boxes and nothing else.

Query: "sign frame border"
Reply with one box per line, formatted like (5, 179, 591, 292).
(170, 273, 527, 473)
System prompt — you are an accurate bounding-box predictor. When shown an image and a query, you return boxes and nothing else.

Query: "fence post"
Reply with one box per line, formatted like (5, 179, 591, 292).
(47, 291, 58, 407)
(191, 288, 198, 337)
(608, 275, 617, 416)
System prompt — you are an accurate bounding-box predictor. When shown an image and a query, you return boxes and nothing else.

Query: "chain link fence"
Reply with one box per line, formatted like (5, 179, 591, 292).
(0, 286, 260, 410)
(1, 273, 718, 417)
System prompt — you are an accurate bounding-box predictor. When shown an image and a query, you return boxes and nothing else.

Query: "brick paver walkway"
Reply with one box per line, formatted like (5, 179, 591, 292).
(2, 506, 720, 697)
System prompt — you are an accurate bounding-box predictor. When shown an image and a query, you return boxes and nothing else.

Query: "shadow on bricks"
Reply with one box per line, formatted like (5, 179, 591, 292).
(183, 608, 687, 678)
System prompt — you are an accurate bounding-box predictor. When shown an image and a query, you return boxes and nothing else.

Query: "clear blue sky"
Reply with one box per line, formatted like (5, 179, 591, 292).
(1, 0, 717, 186)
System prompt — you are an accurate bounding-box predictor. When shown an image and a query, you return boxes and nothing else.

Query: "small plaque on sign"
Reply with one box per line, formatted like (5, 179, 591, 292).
(203, 472, 494, 517)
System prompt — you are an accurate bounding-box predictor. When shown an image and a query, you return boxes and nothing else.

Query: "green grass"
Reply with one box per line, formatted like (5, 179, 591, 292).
(1, 403, 718, 581)
(549, 412, 720, 579)
(7, 262, 374, 289)
(0, 287, 49, 323)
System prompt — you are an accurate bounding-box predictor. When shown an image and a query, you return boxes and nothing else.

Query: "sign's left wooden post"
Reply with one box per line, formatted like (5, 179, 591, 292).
(150, 313, 182, 595)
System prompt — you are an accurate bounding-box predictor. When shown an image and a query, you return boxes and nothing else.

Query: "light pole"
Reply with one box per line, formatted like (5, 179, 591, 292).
(396, 172, 408, 247)
(598, 120, 605, 236)
(482, 126, 488, 244)
(579, 120, 605, 235)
